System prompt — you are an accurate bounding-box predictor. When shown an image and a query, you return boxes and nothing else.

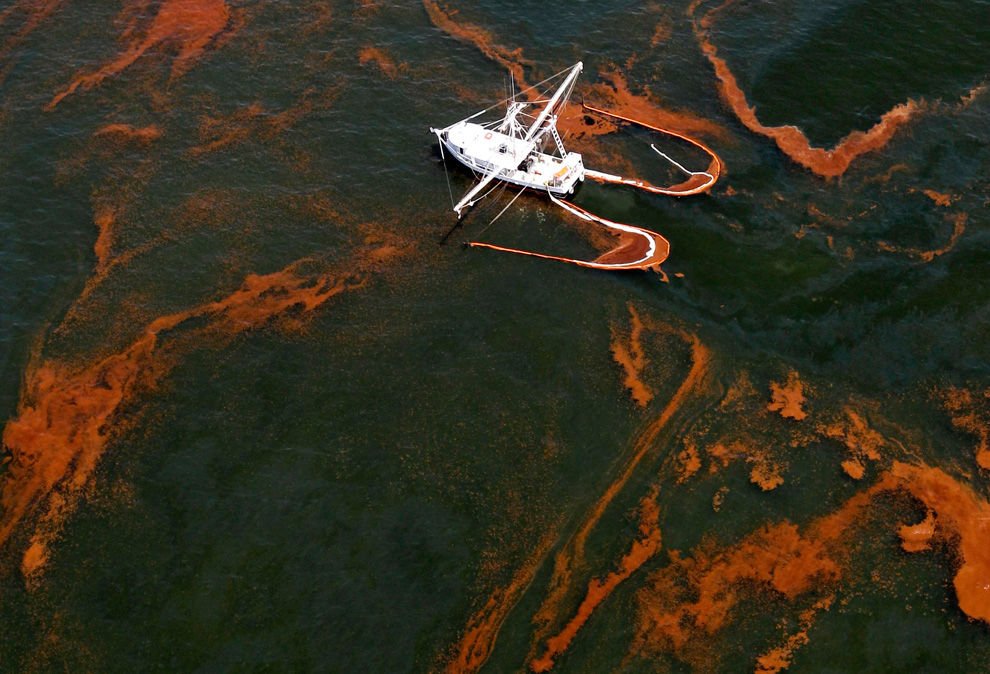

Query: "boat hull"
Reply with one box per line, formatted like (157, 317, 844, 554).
(438, 124, 584, 196)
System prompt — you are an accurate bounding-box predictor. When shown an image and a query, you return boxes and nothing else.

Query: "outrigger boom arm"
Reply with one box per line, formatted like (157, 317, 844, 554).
(523, 61, 582, 142)
(452, 167, 499, 218)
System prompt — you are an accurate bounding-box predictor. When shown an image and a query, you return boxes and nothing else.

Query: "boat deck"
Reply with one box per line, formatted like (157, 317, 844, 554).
(443, 122, 584, 195)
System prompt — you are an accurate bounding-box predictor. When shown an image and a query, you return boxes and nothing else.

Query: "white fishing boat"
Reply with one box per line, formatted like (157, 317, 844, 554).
(430, 62, 586, 217)
(429, 61, 723, 272)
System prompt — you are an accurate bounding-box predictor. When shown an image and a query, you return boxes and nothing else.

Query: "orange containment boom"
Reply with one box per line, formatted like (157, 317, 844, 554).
(581, 104, 723, 196)
(467, 193, 670, 272)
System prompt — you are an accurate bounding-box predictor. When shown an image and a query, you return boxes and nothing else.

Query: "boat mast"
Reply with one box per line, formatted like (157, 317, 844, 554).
(450, 62, 584, 217)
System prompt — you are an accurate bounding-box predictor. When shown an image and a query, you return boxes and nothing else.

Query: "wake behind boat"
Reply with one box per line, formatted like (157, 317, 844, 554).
(430, 61, 723, 272)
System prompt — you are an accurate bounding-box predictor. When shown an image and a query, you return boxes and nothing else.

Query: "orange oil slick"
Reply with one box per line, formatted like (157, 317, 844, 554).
(91, 199, 117, 270)
(355, 0, 381, 16)
(890, 462, 990, 624)
(93, 123, 163, 143)
(703, 438, 783, 489)
(358, 46, 406, 80)
(819, 407, 884, 478)
(1, 242, 408, 582)
(754, 595, 834, 674)
(633, 461, 990, 668)
(676, 442, 702, 484)
(719, 370, 759, 412)
(650, 11, 673, 48)
(634, 520, 841, 669)
(691, 0, 921, 177)
(592, 228, 660, 267)
(841, 459, 866, 480)
(941, 387, 990, 470)
(562, 71, 730, 145)
(864, 163, 911, 185)
(711, 486, 728, 512)
(898, 509, 936, 553)
(611, 304, 654, 407)
(750, 461, 784, 491)
(47, 0, 234, 110)
(422, 0, 530, 88)
(632, 465, 906, 669)
(921, 189, 956, 207)
(529, 321, 712, 664)
(187, 86, 340, 157)
(706, 439, 748, 473)
(767, 371, 807, 421)
(530, 486, 662, 673)
(444, 533, 557, 674)
(878, 212, 967, 263)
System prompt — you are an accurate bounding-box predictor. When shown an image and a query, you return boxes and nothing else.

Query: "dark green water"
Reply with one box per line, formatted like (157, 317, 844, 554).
(1, 0, 988, 672)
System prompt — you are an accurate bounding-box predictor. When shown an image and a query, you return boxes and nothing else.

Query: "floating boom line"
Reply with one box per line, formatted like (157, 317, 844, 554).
(581, 104, 723, 196)
(466, 191, 670, 272)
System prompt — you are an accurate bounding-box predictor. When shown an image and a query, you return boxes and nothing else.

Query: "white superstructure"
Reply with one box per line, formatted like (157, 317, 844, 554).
(431, 62, 585, 217)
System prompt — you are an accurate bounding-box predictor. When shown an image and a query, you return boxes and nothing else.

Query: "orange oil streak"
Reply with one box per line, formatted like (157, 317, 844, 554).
(611, 304, 653, 407)
(1, 243, 407, 581)
(558, 71, 730, 145)
(676, 442, 702, 484)
(355, 0, 381, 17)
(750, 461, 784, 491)
(841, 459, 865, 480)
(91, 199, 117, 270)
(650, 12, 673, 48)
(635, 520, 842, 666)
(422, 0, 530, 88)
(444, 532, 557, 674)
(47, 0, 234, 110)
(941, 387, 990, 470)
(819, 408, 884, 461)
(700, 437, 784, 490)
(767, 371, 807, 420)
(530, 486, 662, 672)
(755, 596, 834, 674)
(187, 86, 340, 157)
(691, 0, 921, 177)
(922, 189, 956, 207)
(878, 212, 967, 263)
(93, 123, 162, 143)
(528, 322, 712, 666)
(358, 46, 406, 80)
